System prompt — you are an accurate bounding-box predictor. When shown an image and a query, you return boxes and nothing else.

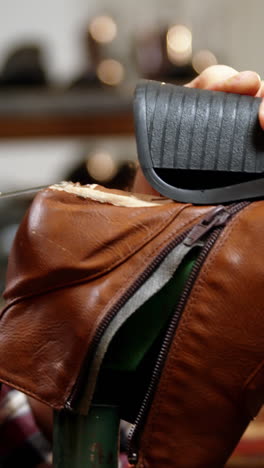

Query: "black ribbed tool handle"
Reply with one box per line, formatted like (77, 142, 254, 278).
(134, 80, 264, 204)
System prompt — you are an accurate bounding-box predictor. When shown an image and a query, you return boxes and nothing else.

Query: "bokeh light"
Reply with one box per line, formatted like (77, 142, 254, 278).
(192, 49, 218, 74)
(89, 15, 117, 44)
(96, 59, 124, 86)
(166, 24, 192, 66)
(86, 151, 118, 182)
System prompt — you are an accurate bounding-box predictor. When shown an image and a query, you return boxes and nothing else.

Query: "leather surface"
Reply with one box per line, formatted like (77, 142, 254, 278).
(1, 185, 264, 467)
(0, 186, 210, 408)
(138, 201, 264, 468)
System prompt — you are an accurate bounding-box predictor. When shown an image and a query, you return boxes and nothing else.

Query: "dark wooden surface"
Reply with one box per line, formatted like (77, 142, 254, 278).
(0, 87, 134, 138)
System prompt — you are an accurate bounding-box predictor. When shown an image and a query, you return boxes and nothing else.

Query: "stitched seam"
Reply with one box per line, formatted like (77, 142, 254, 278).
(142, 203, 253, 454)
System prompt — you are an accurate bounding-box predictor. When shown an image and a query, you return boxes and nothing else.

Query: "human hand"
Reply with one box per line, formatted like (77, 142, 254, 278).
(186, 65, 264, 129)
(132, 65, 264, 194)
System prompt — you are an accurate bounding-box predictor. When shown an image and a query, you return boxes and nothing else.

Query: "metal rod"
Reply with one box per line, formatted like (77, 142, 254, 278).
(53, 405, 120, 468)
(0, 185, 51, 200)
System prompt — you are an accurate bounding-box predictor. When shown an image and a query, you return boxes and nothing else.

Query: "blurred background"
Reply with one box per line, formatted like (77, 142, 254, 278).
(0, 1, 264, 465)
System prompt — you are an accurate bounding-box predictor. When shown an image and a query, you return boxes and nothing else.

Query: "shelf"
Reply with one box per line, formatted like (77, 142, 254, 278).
(0, 88, 134, 139)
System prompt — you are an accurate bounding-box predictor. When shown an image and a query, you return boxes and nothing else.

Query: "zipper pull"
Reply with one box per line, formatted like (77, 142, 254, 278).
(128, 451, 138, 465)
(184, 206, 231, 247)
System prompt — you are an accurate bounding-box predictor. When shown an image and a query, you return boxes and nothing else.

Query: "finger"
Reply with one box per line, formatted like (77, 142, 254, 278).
(255, 81, 264, 97)
(185, 65, 239, 89)
(255, 81, 264, 130)
(258, 99, 264, 130)
(211, 70, 261, 96)
(186, 65, 262, 96)
(187, 66, 263, 129)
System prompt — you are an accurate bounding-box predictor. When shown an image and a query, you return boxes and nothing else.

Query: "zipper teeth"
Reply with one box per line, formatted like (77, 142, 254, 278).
(127, 200, 249, 464)
(66, 225, 193, 408)
(127, 228, 220, 463)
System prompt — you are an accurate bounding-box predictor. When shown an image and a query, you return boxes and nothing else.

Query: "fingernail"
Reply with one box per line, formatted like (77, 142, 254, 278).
(212, 71, 261, 92)
(221, 70, 258, 85)
(209, 72, 239, 90)
(239, 70, 261, 82)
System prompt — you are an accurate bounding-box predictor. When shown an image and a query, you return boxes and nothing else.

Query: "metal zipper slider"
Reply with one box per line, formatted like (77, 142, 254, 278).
(184, 206, 231, 247)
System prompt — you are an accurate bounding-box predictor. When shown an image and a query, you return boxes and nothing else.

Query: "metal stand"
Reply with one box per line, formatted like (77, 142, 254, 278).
(53, 405, 120, 468)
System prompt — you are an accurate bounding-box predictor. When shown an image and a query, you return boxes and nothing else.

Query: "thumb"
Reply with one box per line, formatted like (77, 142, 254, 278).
(185, 65, 239, 89)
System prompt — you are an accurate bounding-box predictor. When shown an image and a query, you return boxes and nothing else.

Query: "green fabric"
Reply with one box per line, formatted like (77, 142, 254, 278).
(102, 248, 198, 373)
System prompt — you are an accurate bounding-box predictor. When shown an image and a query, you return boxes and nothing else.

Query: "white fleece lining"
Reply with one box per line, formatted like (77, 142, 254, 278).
(50, 182, 173, 208)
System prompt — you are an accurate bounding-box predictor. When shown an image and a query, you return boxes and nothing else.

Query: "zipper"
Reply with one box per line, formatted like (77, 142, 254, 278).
(66, 202, 248, 412)
(66, 215, 196, 409)
(127, 201, 249, 464)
